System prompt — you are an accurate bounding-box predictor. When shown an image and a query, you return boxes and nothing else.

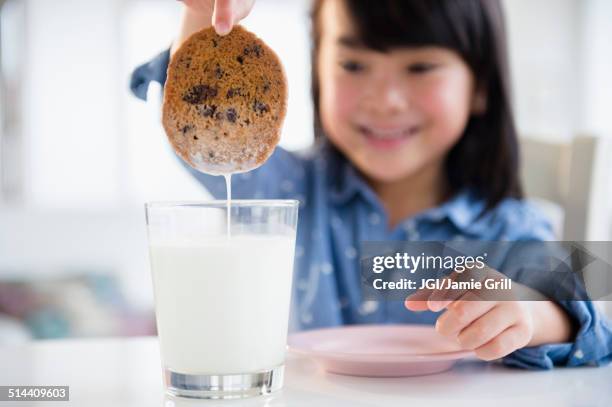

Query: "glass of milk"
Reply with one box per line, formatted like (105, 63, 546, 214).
(145, 200, 298, 399)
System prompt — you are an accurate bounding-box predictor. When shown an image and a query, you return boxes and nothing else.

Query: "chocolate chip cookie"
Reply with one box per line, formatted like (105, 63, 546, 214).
(163, 25, 287, 174)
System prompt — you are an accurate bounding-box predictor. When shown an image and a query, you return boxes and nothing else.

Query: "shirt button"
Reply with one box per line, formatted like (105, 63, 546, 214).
(358, 300, 379, 315)
(321, 262, 333, 275)
(301, 312, 313, 325)
(345, 246, 357, 259)
(402, 220, 420, 240)
(368, 212, 381, 226)
(574, 349, 584, 359)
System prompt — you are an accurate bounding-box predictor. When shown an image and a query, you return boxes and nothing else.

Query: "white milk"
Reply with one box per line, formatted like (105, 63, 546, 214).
(224, 174, 231, 238)
(149, 235, 295, 375)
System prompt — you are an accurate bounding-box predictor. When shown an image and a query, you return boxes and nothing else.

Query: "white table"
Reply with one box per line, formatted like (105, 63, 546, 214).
(0, 337, 610, 407)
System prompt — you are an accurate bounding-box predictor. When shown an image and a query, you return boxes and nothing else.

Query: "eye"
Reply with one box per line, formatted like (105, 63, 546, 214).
(340, 60, 364, 73)
(407, 62, 437, 74)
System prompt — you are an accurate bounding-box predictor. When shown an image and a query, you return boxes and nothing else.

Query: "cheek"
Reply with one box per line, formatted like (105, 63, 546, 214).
(320, 74, 362, 135)
(416, 73, 473, 142)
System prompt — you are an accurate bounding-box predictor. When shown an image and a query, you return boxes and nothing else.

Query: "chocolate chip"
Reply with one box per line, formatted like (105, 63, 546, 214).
(181, 124, 193, 135)
(223, 132, 228, 136)
(244, 118, 251, 125)
(208, 151, 214, 158)
(212, 39, 218, 48)
(193, 135, 199, 140)
(263, 82, 271, 93)
(253, 100, 269, 115)
(252, 44, 262, 57)
(243, 44, 262, 58)
(198, 104, 217, 118)
(226, 108, 238, 123)
(214, 136, 219, 141)
(182, 85, 217, 104)
(226, 87, 242, 99)
(237, 56, 244, 65)
(214, 64, 223, 79)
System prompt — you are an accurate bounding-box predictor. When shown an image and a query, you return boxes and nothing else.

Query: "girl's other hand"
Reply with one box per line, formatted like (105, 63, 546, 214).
(404, 269, 574, 361)
(173, 0, 255, 55)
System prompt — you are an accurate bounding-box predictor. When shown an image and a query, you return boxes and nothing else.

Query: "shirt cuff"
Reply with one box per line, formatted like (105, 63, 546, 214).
(129, 48, 171, 101)
(503, 300, 612, 369)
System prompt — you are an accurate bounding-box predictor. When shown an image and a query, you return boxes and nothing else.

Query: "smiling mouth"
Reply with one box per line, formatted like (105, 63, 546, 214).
(358, 125, 421, 148)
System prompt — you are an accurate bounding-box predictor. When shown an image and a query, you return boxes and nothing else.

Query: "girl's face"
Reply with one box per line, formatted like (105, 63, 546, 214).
(317, 0, 482, 184)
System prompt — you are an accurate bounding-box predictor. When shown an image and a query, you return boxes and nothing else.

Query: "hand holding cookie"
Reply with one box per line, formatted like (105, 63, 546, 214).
(178, 0, 256, 36)
(163, 26, 287, 175)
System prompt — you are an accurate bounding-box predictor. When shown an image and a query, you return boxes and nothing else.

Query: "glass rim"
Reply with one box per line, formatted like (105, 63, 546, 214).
(145, 199, 299, 209)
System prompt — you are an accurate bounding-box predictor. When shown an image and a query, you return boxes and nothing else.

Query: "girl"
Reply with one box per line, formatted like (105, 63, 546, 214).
(131, 0, 612, 369)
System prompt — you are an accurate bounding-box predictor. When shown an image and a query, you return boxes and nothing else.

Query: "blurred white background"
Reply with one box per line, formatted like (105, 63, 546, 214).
(0, 0, 611, 341)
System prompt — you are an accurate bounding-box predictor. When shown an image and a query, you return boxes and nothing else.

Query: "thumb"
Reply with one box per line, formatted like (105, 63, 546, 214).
(212, 0, 233, 35)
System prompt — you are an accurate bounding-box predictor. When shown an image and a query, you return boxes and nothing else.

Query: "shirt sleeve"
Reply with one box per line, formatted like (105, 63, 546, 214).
(130, 49, 307, 200)
(130, 49, 170, 101)
(496, 201, 612, 369)
(503, 301, 612, 369)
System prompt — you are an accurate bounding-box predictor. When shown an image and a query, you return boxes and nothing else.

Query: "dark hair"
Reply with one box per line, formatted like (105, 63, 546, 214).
(310, 0, 523, 213)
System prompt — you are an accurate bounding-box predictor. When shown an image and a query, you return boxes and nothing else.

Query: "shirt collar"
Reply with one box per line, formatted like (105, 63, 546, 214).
(324, 144, 381, 209)
(321, 142, 490, 235)
(425, 188, 489, 235)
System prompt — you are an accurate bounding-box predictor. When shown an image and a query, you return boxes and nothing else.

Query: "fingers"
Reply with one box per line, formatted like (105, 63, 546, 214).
(213, 0, 234, 35)
(403, 266, 533, 361)
(427, 272, 467, 312)
(212, 0, 255, 36)
(404, 272, 474, 312)
(434, 291, 495, 337)
(404, 287, 433, 312)
(473, 324, 531, 361)
(438, 299, 533, 361)
(454, 303, 515, 350)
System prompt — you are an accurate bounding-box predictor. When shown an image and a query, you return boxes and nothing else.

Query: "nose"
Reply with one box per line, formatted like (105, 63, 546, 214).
(363, 73, 409, 116)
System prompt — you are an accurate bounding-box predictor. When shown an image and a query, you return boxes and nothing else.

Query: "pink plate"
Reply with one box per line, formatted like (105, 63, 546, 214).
(287, 324, 474, 377)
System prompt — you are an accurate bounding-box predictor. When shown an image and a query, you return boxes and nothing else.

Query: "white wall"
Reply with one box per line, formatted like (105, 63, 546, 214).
(578, 0, 612, 135)
(504, 0, 581, 140)
(504, 0, 612, 139)
(22, 0, 122, 209)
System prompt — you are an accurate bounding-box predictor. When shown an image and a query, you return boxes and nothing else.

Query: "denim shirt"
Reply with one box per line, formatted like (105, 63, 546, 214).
(131, 50, 612, 370)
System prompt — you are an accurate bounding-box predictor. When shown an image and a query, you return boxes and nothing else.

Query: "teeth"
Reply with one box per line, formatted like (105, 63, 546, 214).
(366, 127, 410, 139)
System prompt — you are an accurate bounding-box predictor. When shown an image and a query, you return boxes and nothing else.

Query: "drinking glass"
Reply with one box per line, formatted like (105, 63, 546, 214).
(145, 200, 298, 399)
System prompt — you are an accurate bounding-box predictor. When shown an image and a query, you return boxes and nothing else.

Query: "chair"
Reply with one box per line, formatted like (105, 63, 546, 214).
(520, 134, 612, 314)
(520, 134, 612, 241)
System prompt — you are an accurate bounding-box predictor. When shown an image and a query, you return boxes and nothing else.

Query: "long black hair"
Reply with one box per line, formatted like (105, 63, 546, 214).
(310, 0, 522, 213)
